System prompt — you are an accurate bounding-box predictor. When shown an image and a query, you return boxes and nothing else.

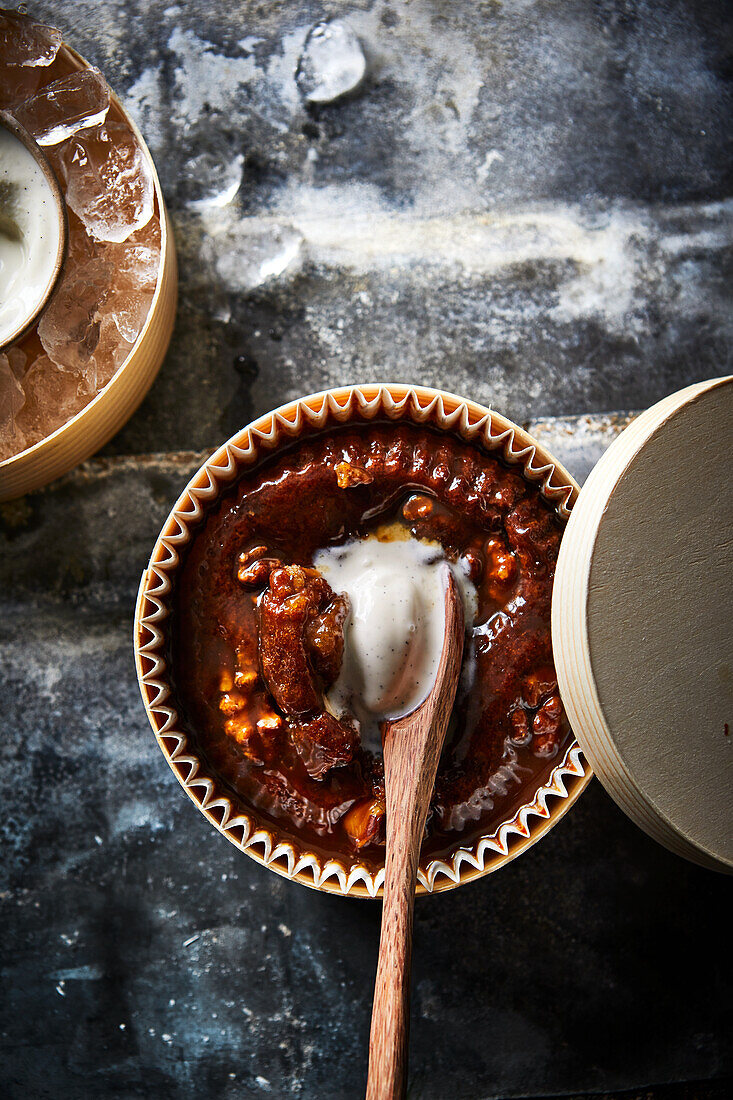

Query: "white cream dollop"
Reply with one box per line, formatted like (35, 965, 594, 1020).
(313, 533, 476, 750)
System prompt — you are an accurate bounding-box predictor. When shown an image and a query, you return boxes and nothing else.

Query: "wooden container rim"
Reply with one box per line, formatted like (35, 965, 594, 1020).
(552, 375, 733, 874)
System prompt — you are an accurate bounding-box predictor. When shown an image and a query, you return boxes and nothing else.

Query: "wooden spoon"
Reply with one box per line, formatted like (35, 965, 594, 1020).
(366, 569, 465, 1100)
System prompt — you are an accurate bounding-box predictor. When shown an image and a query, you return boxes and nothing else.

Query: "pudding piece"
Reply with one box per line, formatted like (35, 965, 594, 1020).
(256, 562, 357, 778)
(257, 563, 347, 716)
(173, 423, 570, 864)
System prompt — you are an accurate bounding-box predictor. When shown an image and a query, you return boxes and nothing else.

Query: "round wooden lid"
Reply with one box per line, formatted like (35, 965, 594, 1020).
(553, 376, 733, 872)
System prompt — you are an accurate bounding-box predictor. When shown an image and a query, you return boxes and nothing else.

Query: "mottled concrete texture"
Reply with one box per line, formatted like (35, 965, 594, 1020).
(3, 0, 733, 1098)
(27, 0, 733, 453)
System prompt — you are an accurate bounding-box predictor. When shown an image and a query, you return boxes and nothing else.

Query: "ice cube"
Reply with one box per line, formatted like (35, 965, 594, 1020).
(0, 11, 61, 67)
(184, 152, 244, 211)
(128, 213, 161, 251)
(93, 314, 134, 389)
(295, 20, 366, 104)
(0, 351, 27, 460)
(37, 255, 113, 387)
(0, 63, 41, 111)
(0, 12, 61, 110)
(59, 122, 154, 243)
(13, 69, 110, 146)
(101, 239, 161, 342)
(15, 354, 88, 446)
(65, 212, 98, 264)
(207, 222, 303, 292)
(5, 345, 27, 382)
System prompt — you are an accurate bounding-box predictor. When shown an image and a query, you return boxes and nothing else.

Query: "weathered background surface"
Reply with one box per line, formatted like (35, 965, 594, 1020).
(2, 1, 732, 1098)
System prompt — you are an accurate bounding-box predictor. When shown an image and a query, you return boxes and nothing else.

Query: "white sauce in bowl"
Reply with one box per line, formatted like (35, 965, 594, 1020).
(0, 124, 63, 346)
(314, 529, 476, 750)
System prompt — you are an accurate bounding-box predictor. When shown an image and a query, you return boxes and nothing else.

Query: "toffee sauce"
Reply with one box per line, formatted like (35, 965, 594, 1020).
(171, 422, 571, 870)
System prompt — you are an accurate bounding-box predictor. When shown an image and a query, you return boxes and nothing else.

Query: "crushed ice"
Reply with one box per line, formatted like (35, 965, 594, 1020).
(0, 11, 161, 462)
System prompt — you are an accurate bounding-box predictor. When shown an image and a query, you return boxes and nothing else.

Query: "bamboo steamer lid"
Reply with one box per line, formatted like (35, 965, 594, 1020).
(553, 376, 733, 872)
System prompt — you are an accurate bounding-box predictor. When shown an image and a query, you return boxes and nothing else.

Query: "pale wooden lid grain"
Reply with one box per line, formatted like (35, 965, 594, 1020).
(553, 376, 733, 872)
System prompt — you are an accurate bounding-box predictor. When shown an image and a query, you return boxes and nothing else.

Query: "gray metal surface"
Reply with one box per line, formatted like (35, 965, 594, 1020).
(3, 1, 732, 1097)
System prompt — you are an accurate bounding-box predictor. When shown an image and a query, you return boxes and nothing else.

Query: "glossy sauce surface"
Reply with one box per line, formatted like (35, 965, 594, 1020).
(172, 423, 571, 868)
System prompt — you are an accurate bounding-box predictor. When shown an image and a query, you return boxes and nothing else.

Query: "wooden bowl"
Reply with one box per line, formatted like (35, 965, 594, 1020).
(553, 376, 732, 873)
(134, 384, 592, 898)
(0, 41, 176, 503)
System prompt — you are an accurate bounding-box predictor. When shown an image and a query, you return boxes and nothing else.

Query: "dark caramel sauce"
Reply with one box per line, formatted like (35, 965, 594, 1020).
(171, 423, 571, 869)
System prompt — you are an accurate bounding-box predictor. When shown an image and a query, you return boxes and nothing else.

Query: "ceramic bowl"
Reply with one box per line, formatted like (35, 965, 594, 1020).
(0, 109, 68, 350)
(134, 384, 592, 897)
(0, 41, 176, 503)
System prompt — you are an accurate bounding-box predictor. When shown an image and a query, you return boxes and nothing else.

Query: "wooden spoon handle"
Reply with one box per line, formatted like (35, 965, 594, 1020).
(366, 767, 426, 1100)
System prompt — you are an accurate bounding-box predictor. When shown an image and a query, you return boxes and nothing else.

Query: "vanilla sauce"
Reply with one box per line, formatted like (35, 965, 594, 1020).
(0, 124, 63, 346)
(314, 528, 477, 751)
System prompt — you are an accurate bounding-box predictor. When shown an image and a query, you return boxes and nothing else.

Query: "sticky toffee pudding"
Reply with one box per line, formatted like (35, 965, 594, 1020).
(172, 423, 571, 868)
